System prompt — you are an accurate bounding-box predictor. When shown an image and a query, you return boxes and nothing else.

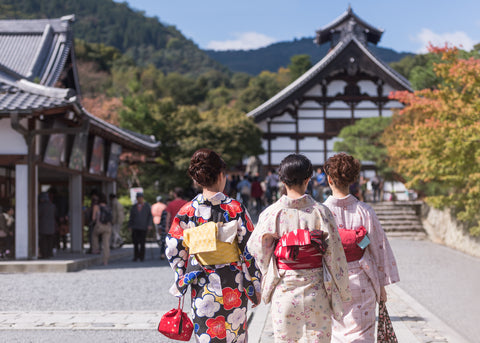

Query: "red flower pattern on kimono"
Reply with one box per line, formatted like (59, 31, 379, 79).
(206, 316, 227, 339)
(177, 202, 194, 216)
(246, 218, 254, 232)
(222, 287, 242, 310)
(169, 217, 183, 239)
(220, 200, 243, 219)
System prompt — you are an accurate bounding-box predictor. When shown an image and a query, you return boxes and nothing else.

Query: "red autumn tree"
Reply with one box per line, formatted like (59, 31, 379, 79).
(384, 44, 480, 235)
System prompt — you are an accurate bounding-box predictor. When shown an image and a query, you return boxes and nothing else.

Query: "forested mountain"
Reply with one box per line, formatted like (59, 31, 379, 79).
(0, 0, 227, 77)
(206, 37, 414, 75)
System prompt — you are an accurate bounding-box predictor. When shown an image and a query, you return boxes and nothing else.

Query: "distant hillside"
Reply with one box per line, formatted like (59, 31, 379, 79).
(0, 0, 227, 76)
(205, 37, 414, 75)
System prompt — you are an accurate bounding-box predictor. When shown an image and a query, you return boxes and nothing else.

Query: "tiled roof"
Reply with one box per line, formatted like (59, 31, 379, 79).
(0, 15, 74, 87)
(247, 36, 412, 120)
(0, 79, 74, 113)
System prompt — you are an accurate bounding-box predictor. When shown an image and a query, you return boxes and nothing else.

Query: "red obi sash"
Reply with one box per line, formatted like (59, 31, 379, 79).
(337, 226, 368, 262)
(274, 229, 326, 270)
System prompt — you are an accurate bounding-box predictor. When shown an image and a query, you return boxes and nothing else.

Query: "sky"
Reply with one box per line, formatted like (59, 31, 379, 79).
(120, 0, 480, 54)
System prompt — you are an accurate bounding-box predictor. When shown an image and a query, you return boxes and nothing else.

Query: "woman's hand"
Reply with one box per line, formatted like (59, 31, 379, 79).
(252, 292, 262, 308)
(380, 286, 387, 302)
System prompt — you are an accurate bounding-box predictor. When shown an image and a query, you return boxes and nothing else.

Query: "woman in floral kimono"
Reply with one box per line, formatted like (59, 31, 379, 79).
(166, 149, 261, 343)
(247, 154, 351, 343)
(323, 153, 400, 342)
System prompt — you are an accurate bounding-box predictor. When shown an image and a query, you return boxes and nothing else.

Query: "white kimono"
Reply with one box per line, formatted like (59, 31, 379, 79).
(324, 194, 400, 343)
(247, 195, 351, 343)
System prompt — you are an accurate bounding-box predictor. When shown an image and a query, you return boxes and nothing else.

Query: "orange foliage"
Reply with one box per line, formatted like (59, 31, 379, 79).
(82, 95, 124, 125)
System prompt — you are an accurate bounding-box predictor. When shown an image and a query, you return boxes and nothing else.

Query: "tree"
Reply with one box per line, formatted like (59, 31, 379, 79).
(334, 117, 393, 178)
(288, 54, 312, 81)
(384, 45, 480, 235)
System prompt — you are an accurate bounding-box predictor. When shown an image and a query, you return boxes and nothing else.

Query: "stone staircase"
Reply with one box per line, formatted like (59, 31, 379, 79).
(370, 201, 427, 239)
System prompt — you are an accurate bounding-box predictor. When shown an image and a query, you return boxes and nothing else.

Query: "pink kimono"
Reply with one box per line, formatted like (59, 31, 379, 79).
(324, 194, 400, 342)
(247, 195, 351, 342)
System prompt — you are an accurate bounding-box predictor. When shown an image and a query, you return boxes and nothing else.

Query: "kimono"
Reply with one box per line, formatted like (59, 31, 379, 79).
(166, 192, 261, 343)
(323, 194, 400, 342)
(247, 194, 351, 343)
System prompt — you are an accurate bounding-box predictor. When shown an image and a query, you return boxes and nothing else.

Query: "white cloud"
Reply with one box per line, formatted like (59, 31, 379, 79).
(414, 28, 476, 53)
(206, 32, 276, 51)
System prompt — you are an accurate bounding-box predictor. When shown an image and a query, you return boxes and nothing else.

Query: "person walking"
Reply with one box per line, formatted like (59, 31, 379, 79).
(0, 205, 15, 259)
(166, 148, 261, 343)
(128, 192, 153, 262)
(247, 154, 351, 343)
(164, 187, 187, 230)
(91, 193, 113, 266)
(109, 193, 125, 249)
(323, 153, 400, 342)
(38, 192, 56, 259)
(151, 195, 167, 259)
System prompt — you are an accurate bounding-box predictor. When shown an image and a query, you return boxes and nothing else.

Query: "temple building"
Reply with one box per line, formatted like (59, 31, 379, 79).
(0, 15, 159, 259)
(247, 7, 413, 170)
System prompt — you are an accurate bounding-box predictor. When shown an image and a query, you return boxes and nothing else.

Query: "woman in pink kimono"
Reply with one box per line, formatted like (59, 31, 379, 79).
(323, 153, 400, 342)
(247, 154, 351, 343)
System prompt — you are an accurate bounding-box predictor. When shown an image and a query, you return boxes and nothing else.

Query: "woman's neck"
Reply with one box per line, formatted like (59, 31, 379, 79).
(331, 185, 350, 199)
(286, 185, 307, 199)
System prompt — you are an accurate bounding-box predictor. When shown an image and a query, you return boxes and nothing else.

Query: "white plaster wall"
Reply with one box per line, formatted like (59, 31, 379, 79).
(298, 119, 324, 132)
(357, 80, 377, 95)
(355, 109, 380, 118)
(384, 100, 404, 109)
(422, 205, 480, 258)
(258, 153, 268, 165)
(299, 137, 323, 150)
(270, 123, 296, 133)
(257, 121, 268, 131)
(303, 152, 325, 165)
(272, 112, 294, 122)
(15, 164, 30, 259)
(383, 83, 397, 95)
(328, 100, 349, 109)
(356, 100, 377, 109)
(271, 151, 295, 165)
(0, 118, 28, 154)
(327, 80, 347, 96)
(270, 137, 296, 150)
(298, 109, 322, 118)
(326, 137, 342, 151)
(326, 109, 351, 118)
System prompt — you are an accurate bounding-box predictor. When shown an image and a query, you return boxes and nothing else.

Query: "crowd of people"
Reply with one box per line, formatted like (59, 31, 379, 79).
(161, 148, 398, 343)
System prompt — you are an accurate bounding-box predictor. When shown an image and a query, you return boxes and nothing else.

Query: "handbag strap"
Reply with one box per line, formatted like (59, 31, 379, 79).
(178, 296, 184, 310)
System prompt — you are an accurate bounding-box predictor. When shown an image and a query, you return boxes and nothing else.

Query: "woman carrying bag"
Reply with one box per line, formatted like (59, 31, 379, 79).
(165, 148, 261, 343)
(323, 153, 400, 342)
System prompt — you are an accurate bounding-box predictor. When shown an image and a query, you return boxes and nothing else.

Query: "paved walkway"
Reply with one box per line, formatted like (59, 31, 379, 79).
(249, 283, 469, 343)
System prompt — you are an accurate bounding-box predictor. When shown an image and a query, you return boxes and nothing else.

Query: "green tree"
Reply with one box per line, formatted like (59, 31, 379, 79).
(288, 54, 312, 81)
(334, 117, 393, 179)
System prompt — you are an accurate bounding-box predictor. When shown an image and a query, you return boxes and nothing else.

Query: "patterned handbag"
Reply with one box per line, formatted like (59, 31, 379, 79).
(377, 301, 398, 343)
(158, 297, 193, 341)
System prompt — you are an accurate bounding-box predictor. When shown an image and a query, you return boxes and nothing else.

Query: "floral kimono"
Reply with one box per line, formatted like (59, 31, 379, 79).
(323, 194, 400, 343)
(247, 194, 351, 343)
(166, 192, 261, 343)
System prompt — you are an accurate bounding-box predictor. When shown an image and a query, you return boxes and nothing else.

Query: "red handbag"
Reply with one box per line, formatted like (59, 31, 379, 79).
(158, 297, 194, 341)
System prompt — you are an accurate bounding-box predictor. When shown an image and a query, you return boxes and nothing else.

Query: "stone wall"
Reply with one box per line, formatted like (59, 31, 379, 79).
(421, 203, 480, 257)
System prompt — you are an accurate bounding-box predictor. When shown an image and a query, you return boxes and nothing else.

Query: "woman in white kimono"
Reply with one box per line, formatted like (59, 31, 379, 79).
(323, 153, 400, 342)
(247, 154, 351, 343)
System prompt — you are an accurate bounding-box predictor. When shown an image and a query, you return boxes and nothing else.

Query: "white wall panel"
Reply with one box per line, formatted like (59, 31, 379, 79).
(298, 119, 324, 132)
(270, 137, 296, 150)
(357, 80, 377, 95)
(298, 109, 322, 117)
(384, 100, 404, 109)
(302, 152, 325, 165)
(271, 112, 294, 122)
(328, 100, 349, 109)
(327, 80, 347, 96)
(270, 123, 296, 133)
(383, 83, 396, 95)
(257, 121, 268, 131)
(326, 109, 351, 118)
(356, 100, 377, 109)
(0, 119, 28, 154)
(355, 109, 379, 118)
(272, 151, 295, 165)
(305, 84, 322, 96)
(299, 137, 323, 150)
(327, 137, 342, 150)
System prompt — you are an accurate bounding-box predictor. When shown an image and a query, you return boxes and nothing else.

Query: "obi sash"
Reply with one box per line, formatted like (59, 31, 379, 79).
(337, 226, 369, 262)
(274, 229, 327, 270)
(183, 221, 240, 266)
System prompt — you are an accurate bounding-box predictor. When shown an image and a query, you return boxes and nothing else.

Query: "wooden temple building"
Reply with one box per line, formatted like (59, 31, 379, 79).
(247, 7, 413, 170)
(0, 15, 159, 260)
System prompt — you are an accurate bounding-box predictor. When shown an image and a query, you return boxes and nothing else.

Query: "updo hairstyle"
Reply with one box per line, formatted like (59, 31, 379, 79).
(188, 149, 226, 187)
(278, 154, 313, 187)
(324, 153, 361, 189)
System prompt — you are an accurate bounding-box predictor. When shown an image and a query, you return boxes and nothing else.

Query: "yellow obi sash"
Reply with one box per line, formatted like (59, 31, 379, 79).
(183, 221, 240, 266)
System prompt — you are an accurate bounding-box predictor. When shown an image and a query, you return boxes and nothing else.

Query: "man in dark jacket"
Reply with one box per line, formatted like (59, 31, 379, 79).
(128, 192, 153, 261)
(38, 192, 56, 259)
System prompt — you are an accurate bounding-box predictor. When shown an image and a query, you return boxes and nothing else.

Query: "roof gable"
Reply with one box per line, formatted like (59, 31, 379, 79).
(247, 37, 412, 121)
(0, 15, 78, 90)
